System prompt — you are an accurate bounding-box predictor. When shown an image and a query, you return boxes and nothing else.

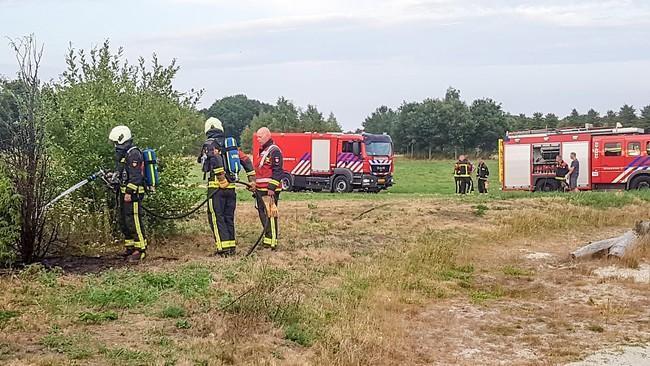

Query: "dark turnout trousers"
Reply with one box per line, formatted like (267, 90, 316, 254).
(119, 195, 147, 251)
(207, 188, 237, 252)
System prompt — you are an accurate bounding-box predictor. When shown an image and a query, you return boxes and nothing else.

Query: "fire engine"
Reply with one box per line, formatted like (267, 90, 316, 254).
(252, 132, 394, 192)
(499, 125, 650, 191)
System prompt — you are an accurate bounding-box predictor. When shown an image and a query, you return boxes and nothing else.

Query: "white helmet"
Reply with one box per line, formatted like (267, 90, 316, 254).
(108, 125, 132, 144)
(204, 117, 223, 134)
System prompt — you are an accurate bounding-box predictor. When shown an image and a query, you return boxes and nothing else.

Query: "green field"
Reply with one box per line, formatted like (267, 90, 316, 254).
(187, 157, 499, 200)
(185, 157, 650, 207)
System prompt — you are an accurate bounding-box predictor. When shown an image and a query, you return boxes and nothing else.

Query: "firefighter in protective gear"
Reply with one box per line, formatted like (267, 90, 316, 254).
(454, 155, 472, 194)
(476, 159, 490, 194)
(453, 161, 461, 194)
(555, 155, 569, 191)
(254, 127, 282, 250)
(201, 117, 256, 256)
(108, 125, 147, 262)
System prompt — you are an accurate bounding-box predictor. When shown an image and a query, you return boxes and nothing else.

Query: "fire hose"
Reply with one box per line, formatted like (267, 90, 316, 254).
(45, 173, 273, 257)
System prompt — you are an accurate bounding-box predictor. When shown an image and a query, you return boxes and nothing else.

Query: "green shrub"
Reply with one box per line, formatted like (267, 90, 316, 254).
(0, 169, 19, 265)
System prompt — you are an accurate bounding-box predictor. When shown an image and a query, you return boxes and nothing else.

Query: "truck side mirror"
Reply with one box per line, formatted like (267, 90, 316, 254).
(353, 142, 361, 155)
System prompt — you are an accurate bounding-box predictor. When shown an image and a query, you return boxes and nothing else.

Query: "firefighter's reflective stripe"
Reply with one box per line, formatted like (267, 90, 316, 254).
(269, 179, 280, 187)
(256, 187, 282, 192)
(221, 240, 236, 249)
(208, 197, 222, 250)
(264, 217, 277, 247)
(120, 186, 146, 194)
(133, 202, 146, 250)
(457, 163, 471, 177)
(256, 178, 272, 183)
(247, 171, 256, 177)
(208, 181, 236, 189)
(124, 239, 134, 247)
(214, 167, 225, 174)
(555, 176, 567, 181)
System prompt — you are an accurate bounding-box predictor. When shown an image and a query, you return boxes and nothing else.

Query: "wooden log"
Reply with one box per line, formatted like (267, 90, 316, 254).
(634, 221, 650, 236)
(571, 221, 650, 259)
(571, 237, 620, 259)
(608, 230, 639, 258)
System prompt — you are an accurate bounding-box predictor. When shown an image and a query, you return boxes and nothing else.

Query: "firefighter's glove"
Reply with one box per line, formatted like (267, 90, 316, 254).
(262, 195, 278, 218)
(218, 179, 230, 189)
(246, 182, 256, 192)
(268, 202, 279, 218)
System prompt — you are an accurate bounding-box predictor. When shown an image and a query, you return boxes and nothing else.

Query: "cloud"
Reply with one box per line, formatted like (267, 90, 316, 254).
(512, 1, 650, 27)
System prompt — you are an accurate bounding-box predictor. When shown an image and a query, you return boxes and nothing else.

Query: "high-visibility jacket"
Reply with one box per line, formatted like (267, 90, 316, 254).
(556, 161, 569, 180)
(477, 162, 489, 180)
(255, 139, 283, 192)
(455, 161, 471, 177)
(115, 143, 145, 197)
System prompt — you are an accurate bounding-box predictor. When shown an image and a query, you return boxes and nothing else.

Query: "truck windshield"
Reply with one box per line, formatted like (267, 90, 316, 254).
(365, 142, 392, 156)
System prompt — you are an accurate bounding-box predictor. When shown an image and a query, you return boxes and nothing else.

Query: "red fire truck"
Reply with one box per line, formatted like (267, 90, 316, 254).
(252, 132, 394, 192)
(499, 125, 650, 191)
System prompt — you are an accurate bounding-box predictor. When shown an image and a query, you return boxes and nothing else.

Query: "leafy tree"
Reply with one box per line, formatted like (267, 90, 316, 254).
(0, 36, 57, 263)
(640, 105, 650, 129)
(531, 112, 545, 129)
(602, 110, 618, 126)
(619, 104, 637, 125)
(544, 113, 559, 129)
(362, 105, 397, 135)
(469, 98, 507, 152)
(299, 104, 327, 132)
(45, 40, 203, 236)
(204, 94, 272, 143)
(585, 109, 601, 126)
(326, 112, 342, 132)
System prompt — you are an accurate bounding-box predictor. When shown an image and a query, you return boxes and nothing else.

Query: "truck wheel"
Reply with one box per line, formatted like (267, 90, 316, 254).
(280, 173, 293, 192)
(535, 179, 557, 192)
(332, 176, 352, 193)
(630, 175, 650, 190)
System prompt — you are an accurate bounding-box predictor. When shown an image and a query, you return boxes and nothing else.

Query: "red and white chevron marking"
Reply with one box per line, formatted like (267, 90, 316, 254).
(370, 159, 391, 165)
(291, 159, 311, 175)
(336, 160, 363, 173)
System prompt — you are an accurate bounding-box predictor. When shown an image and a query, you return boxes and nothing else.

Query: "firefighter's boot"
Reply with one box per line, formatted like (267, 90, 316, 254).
(214, 248, 236, 257)
(121, 246, 135, 258)
(127, 250, 146, 263)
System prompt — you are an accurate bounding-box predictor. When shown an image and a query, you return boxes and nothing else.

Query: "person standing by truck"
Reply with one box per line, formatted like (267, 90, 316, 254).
(567, 152, 580, 192)
(476, 158, 490, 194)
(555, 155, 569, 191)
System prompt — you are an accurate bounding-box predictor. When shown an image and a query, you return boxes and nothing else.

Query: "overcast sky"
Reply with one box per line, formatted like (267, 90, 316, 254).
(1, 0, 649, 130)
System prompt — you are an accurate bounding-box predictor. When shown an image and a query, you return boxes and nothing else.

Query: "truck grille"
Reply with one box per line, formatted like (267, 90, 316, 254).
(371, 164, 390, 174)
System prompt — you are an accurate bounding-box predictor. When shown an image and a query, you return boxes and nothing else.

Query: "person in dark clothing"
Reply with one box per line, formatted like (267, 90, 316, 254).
(108, 125, 147, 262)
(476, 159, 490, 194)
(454, 155, 472, 194)
(555, 155, 569, 192)
(254, 127, 282, 249)
(201, 117, 256, 256)
(567, 152, 580, 192)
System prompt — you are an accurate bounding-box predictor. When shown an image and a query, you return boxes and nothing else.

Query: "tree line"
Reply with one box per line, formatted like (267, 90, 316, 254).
(202, 87, 649, 158)
(363, 88, 650, 158)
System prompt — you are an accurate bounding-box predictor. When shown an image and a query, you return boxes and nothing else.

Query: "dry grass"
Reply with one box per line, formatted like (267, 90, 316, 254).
(0, 196, 649, 365)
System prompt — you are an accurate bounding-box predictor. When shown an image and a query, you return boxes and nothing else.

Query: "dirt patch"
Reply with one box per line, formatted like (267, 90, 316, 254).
(565, 344, 650, 366)
(593, 264, 650, 284)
